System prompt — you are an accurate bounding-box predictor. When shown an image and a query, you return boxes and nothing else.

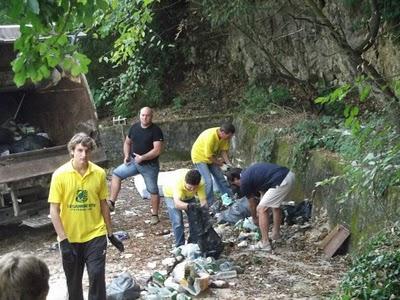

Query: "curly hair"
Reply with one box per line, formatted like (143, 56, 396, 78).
(67, 132, 96, 155)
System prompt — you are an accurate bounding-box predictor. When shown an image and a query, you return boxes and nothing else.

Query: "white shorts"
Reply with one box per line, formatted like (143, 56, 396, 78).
(258, 171, 295, 208)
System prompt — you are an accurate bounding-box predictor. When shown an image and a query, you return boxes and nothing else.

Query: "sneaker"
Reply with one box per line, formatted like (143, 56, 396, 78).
(250, 241, 272, 252)
(150, 215, 160, 225)
(107, 200, 115, 212)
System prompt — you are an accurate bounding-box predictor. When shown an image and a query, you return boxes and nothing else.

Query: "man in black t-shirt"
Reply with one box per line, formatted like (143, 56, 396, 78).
(108, 107, 164, 225)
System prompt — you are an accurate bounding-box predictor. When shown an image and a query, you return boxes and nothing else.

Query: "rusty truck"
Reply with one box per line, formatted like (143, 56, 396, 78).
(0, 25, 107, 226)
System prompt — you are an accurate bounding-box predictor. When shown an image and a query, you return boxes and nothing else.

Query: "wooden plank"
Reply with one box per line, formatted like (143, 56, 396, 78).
(0, 148, 107, 184)
(320, 224, 350, 258)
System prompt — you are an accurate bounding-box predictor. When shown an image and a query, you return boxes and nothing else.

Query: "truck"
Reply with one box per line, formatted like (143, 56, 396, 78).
(0, 25, 107, 226)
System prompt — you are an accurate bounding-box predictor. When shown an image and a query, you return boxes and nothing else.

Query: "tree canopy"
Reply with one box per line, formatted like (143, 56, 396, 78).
(1, 0, 157, 87)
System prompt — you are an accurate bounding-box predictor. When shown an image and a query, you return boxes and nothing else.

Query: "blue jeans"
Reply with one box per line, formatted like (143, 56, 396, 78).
(113, 160, 159, 194)
(165, 197, 199, 247)
(194, 163, 233, 206)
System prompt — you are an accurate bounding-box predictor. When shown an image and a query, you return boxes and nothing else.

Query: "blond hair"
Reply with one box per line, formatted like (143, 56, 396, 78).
(67, 132, 96, 155)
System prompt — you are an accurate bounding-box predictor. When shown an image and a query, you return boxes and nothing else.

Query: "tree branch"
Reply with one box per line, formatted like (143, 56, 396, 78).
(354, 0, 380, 53)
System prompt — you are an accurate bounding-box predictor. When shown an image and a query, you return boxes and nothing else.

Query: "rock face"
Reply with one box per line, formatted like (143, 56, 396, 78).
(188, 1, 400, 89)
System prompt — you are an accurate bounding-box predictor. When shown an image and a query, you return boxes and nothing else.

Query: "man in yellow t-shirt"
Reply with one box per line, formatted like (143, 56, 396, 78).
(191, 122, 235, 206)
(163, 169, 207, 247)
(48, 133, 123, 300)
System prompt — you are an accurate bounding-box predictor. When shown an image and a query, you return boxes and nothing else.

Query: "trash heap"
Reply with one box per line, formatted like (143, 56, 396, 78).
(0, 119, 53, 156)
(106, 195, 314, 299)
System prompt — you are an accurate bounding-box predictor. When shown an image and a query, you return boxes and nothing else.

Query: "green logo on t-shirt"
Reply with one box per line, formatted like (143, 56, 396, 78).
(76, 189, 88, 203)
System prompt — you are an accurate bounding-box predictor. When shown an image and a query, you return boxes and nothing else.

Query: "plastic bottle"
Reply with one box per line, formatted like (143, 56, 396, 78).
(176, 293, 192, 300)
(218, 261, 233, 272)
(152, 271, 166, 285)
(211, 270, 237, 280)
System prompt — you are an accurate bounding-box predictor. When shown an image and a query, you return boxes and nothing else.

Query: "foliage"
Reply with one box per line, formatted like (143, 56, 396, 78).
(335, 116, 400, 203)
(240, 84, 292, 115)
(315, 76, 372, 133)
(96, 57, 151, 117)
(96, 0, 159, 66)
(332, 222, 400, 299)
(255, 131, 276, 163)
(1, 0, 157, 87)
(172, 96, 185, 110)
(289, 116, 341, 172)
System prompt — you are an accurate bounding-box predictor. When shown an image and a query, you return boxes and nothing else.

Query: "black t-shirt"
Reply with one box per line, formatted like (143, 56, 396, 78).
(128, 122, 164, 163)
(240, 162, 289, 197)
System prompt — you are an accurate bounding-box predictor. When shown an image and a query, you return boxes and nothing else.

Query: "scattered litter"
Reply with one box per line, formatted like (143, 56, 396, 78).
(114, 231, 129, 241)
(237, 240, 248, 248)
(147, 262, 157, 269)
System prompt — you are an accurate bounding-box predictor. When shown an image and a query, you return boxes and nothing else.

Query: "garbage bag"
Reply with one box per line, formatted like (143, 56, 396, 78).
(282, 200, 312, 225)
(217, 197, 251, 224)
(186, 206, 224, 259)
(106, 272, 140, 300)
(198, 226, 224, 259)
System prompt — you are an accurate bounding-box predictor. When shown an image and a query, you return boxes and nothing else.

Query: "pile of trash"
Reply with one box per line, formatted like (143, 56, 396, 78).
(0, 119, 53, 156)
(107, 243, 241, 300)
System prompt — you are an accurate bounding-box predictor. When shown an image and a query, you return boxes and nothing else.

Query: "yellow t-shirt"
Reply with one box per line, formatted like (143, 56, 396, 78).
(163, 169, 206, 202)
(48, 160, 109, 243)
(191, 127, 230, 164)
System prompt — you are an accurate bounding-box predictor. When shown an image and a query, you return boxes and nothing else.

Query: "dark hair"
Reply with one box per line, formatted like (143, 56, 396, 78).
(220, 122, 235, 134)
(226, 167, 242, 183)
(0, 252, 50, 300)
(185, 169, 202, 185)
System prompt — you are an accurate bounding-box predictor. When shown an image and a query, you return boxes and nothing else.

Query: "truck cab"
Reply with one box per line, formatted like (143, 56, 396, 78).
(0, 25, 107, 226)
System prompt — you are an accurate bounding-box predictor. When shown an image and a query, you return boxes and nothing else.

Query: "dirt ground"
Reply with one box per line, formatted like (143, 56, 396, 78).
(0, 160, 348, 300)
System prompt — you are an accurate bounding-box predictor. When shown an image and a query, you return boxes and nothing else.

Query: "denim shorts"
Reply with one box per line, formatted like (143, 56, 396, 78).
(113, 160, 160, 194)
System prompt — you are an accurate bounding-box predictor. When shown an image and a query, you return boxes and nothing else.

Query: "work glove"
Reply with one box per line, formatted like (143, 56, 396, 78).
(107, 200, 115, 212)
(187, 202, 200, 212)
(59, 239, 77, 257)
(108, 234, 124, 252)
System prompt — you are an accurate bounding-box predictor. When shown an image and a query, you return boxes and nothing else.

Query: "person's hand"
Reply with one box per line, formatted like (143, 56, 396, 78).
(187, 202, 200, 211)
(108, 234, 124, 252)
(107, 200, 115, 212)
(123, 156, 131, 165)
(59, 239, 77, 257)
(133, 153, 144, 164)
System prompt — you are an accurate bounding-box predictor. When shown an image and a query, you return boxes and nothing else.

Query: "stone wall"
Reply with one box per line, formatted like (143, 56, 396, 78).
(99, 115, 232, 166)
(100, 115, 400, 249)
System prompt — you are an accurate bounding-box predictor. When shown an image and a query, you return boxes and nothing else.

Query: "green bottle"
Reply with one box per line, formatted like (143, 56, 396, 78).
(152, 271, 166, 285)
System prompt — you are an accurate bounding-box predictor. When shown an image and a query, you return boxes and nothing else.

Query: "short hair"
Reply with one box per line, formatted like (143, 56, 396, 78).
(220, 122, 235, 134)
(0, 252, 50, 300)
(140, 107, 153, 116)
(67, 132, 96, 154)
(185, 169, 202, 185)
(226, 167, 242, 183)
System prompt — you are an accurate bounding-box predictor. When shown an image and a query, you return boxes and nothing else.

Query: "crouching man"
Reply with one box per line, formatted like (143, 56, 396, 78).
(227, 163, 295, 251)
(48, 133, 124, 300)
(163, 169, 208, 248)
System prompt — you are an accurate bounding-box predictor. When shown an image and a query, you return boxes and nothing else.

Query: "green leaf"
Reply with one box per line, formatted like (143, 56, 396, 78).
(11, 57, 25, 73)
(71, 63, 81, 77)
(350, 106, 359, 117)
(360, 85, 371, 102)
(27, 0, 40, 14)
(38, 65, 50, 78)
(14, 71, 27, 87)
